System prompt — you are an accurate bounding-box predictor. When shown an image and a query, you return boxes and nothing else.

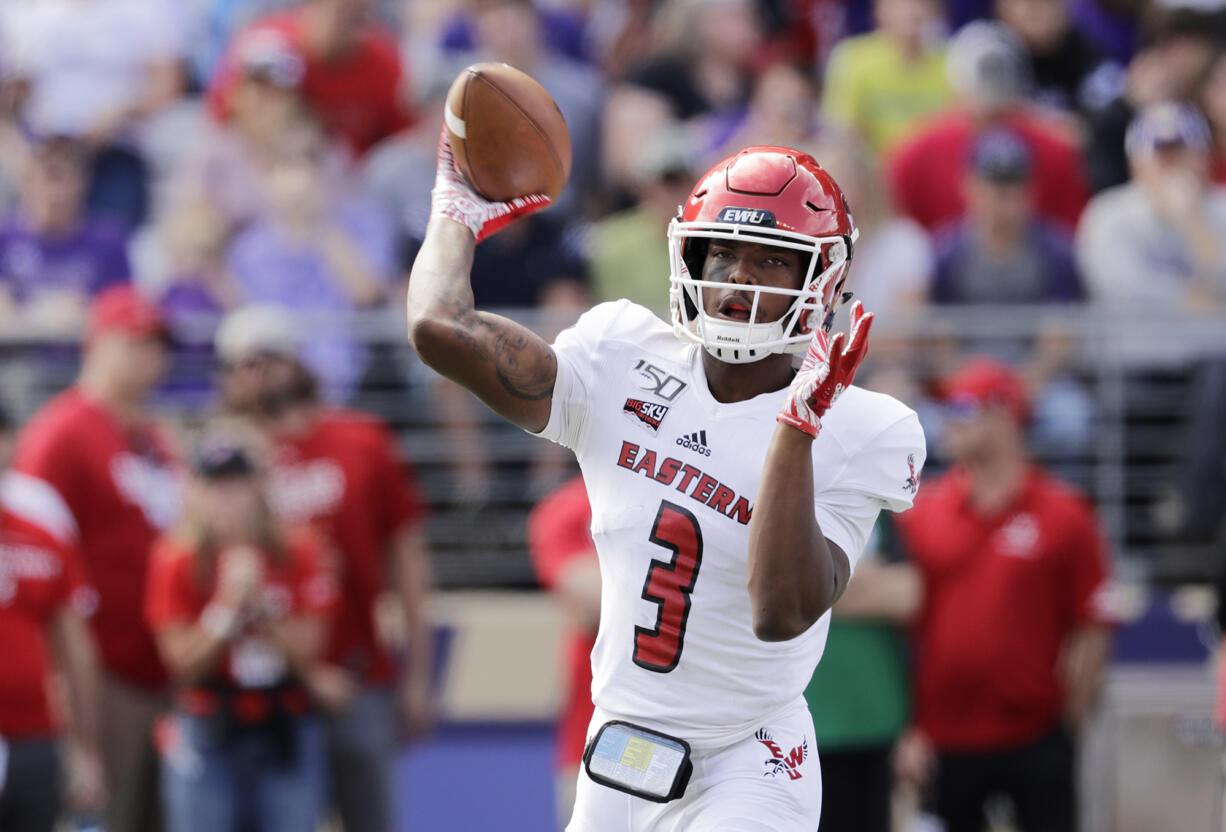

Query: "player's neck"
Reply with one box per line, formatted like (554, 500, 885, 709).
(700, 351, 795, 404)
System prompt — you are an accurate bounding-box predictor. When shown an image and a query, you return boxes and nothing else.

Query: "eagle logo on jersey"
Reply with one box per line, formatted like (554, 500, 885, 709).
(755, 729, 808, 780)
(903, 453, 921, 495)
(623, 398, 670, 434)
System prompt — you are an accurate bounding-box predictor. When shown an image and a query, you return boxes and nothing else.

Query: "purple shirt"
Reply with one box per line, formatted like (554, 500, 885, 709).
(0, 220, 130, 303)
(226, 202, 395, 401)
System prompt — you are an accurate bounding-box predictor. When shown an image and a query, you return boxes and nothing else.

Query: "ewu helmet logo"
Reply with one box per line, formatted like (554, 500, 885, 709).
(755, 729, 808, 781)
(717, 206, 777, 227)
(623, 399, 670, 434)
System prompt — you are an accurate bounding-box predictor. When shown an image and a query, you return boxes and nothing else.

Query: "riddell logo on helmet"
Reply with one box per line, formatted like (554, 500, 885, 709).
(717, 207, 777, 227)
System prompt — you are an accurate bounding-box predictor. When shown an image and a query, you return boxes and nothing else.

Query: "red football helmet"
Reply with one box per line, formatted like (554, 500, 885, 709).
(668, 146, 858, 363)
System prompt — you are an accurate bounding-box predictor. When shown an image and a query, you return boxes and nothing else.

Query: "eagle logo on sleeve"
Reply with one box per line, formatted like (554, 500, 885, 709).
(755, 728, 808, 780)
(903, 453, 921, 495)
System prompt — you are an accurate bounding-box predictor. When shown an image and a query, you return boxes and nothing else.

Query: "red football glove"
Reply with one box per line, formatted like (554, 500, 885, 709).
(430, 128, 551, 243)
(777, 301, 874, 438)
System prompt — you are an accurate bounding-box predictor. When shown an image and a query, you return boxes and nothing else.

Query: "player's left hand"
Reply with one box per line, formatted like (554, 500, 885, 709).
(777, 301, 874, 438)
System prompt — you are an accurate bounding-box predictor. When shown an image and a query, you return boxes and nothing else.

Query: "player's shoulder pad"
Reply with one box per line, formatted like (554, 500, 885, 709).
(820, 387, 927, 512)
(822, 386, 923, 450)
(556, 299, 676, 354)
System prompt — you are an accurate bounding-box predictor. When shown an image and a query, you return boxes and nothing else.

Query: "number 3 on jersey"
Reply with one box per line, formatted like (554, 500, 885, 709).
(634, 501, 704, 673)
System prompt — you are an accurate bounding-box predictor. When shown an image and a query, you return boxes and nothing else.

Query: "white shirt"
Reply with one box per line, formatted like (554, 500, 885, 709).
(536, 300, 926, 748)
(1, 0, 184, 137)
(1076, 181, 1226, 308)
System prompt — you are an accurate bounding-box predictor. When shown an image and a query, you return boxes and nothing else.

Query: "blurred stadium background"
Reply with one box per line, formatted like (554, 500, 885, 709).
(0, 0, 1224, 830)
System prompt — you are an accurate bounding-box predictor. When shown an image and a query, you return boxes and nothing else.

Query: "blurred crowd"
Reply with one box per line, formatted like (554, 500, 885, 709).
(0, 0, 1225, 830)
(0, 0, 1220, 476)
(0, 0, 1222, 352)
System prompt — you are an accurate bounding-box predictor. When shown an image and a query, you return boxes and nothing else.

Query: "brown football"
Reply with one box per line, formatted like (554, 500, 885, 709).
(444, 62, 572, 203)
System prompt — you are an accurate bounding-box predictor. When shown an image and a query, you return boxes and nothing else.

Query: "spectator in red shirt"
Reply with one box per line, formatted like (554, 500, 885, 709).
(527, 475, 599, 830)
(886, 21, 1089, 233)
(10, 286, 180, 832)
(215, 304, 432, 832)
(147, 431, 337, 832)
(894, 358, 1113, 832)
(0, 456, 105, 832)
(207, 0, 413, 156)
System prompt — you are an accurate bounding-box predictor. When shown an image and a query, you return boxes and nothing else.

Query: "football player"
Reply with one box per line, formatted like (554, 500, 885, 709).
(408, 134, 926, 830)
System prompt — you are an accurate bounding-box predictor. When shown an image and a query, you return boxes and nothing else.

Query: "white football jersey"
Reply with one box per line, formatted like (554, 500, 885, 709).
(536, 300, 926, 749)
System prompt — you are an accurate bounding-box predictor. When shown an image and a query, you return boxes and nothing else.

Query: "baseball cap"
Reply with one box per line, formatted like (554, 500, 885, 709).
(947, 22, 1031, 110)
(237, 30, 306, 89)
(215, 304, 300, 365)
(193, 434, 257, 479)
(87, 286, 168, 343)
(942, 357, 1030, 424)
(969, 128, 1032, 182)
(1125, 102, 1211, 159)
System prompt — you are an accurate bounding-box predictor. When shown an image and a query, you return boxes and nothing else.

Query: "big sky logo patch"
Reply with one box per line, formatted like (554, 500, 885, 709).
(623, 398, 670, 434)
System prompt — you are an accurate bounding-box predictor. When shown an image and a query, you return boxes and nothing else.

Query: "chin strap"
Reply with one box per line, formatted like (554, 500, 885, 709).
(821, 291, 856, 333)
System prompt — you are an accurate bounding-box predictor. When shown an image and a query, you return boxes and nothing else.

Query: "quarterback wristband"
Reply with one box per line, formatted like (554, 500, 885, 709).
(583, 721, 693, 803)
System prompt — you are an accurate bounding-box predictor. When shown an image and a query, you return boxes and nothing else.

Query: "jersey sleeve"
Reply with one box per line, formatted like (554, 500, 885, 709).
(9, 428, 85, 543)
(534, 300, 635, 451)
(144, 539, 199, 630)
(1063, 498, 1114, 627)
(814, 412, 927, 572)
(527, 476, 594, 589)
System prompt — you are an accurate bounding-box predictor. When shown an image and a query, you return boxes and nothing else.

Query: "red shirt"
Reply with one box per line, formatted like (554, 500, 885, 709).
(0, 508, 94, 738)
(527, 476, 596, 768)
(886, 109, 1089, 232)
(145, 533, 337, 689)
(11, 388, 180, 688)
(1211, 153, 1226, 186)
(897, 466, 1112, 751)
(207, 11, 412, 155)
(266, 410, 425, 683)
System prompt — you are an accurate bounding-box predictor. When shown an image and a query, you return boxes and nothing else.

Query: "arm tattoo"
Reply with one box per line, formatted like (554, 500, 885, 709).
(438, 288, 556, 401)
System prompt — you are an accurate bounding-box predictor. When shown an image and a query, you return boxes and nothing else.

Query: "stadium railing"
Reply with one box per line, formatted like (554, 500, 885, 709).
(1, 304, 1223, 587)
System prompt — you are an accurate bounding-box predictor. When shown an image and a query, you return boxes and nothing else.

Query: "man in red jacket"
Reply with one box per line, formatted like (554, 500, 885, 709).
(216, 304, 433, 832)
(208, 0, 413, 156)
(894, 358, 1112, 832)
(887, 21, 1088, 233)
(10, 286, 180, 832)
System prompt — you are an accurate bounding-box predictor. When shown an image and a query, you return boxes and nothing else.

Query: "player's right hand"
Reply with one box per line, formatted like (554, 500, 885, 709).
(430, 128, 552, 243)
(777, 301, 874, 438)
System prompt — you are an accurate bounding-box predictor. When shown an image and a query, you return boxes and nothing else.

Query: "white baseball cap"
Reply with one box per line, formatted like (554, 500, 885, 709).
(215, 304, 300, 364)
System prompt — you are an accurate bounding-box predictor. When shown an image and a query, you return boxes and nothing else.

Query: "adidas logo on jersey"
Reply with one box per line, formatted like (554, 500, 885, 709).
(676, 430, 711, 457)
